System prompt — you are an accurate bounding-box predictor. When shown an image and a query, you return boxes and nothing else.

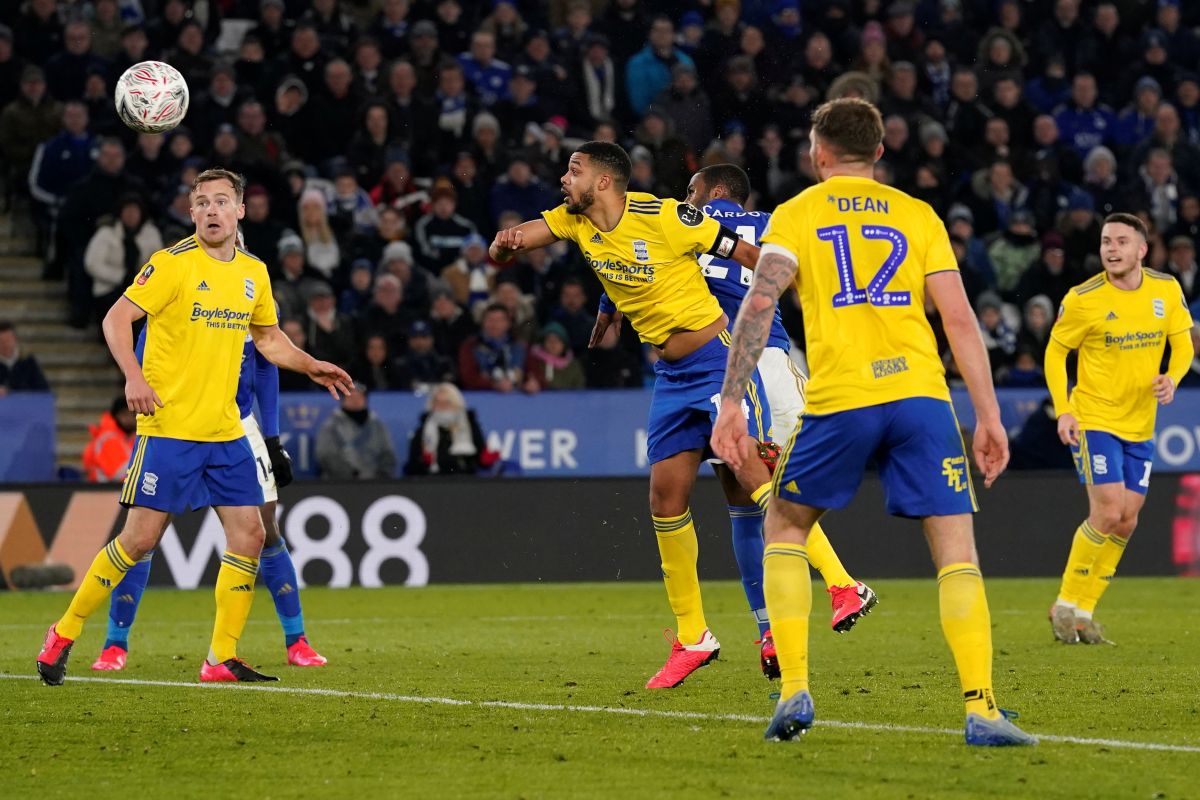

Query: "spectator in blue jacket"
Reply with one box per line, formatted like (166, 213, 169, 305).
(625, 15, 694, 117)
(28, 101, 94, 260)
(1053, 72, 1115, 158)
(458, 30, 511, 108)
(490, 153, 556, 226)
(0, 321, 50, 395)
(1113, 76, 1163, 151)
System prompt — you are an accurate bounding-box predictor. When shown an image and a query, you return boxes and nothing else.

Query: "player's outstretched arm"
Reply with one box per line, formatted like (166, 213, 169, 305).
(249, 323, 354, 399)
(711, 249, 795, 468)
(927, 271, 1008, 487)
(489, 218, 558, 263)
(102, 296, 163, 416)
(729, 239, 761, 270)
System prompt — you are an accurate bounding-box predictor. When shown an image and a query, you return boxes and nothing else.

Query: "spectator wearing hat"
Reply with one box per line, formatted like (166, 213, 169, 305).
(490, 154, 556, 226)
(765, 1, 804, 59)
(84, 194, 162, 322)
(1081, 146, 1122, 217)
(414, 182, 479, 272)
(0, 67, 61, 195)
(572, 32, 617, 129)
(458, 302, 526, 392)
(1032, 0, 1086, 76)
(1175, 73, 1200, 147)
(987, 209, 1041, 299)
(1114, 76, 1164, 151)
(82, 396, 136, 483)
(884, 1, 924, 66)
(429, 286, 477, 362)
(651, 62, 713, 155)
(250, 0, 294, 61)
(403, 382, 494, 477)
(523, 321, 586, 392)
(1167, 235, 1200, 303)
(851, 20, 891, 86)
(1056, 187, 1102, 274)
(528, 117, 571, 187)
(1126, 27, 1181, 102)
(274, 232, 326, 321)
(241, 185, 288, 272)
(360, 272, 415, 354)
(0, 321, 49, 395)
(317, 382, 398, 479)
(378, 239, 435, 315)
(406, 19, 444, 96)
(1053, 72, 1115, 160)
(1024, 54, 1070, 117)
(626, 15, 695, 117)
(975, 290, 1019, 376)
(974, 28, 1026, 98)
(1017, 294, 1056, 366)
(269, 76, 316, 163)
(402, 320, 455, 387)
(339, 258, 376, 316)
(946, 203, 997, 294)
(304, 280, 358, 368)
(441, 233, 496, 308)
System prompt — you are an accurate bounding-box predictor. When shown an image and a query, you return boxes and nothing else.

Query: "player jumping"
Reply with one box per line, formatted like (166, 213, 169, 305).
(712, 98, 1036, 746)
(1046, 213, 1194, 644)
(37, 168, 351, 686)
(491, 142, 765, 689)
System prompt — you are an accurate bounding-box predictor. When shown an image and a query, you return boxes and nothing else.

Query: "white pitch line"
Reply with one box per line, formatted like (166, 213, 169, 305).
(1, 674, 1197, 754)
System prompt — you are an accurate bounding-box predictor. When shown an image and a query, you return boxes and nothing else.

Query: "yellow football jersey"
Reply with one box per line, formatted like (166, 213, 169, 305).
(1050, 268, 1192, 441)
(123, 236, 278, 441)
(761, 176, 957, 414)
(542, 193, 725, 346)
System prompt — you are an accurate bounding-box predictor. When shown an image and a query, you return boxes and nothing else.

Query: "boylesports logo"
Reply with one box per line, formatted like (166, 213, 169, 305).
(197, 280, 210, 291)
(191, 303, 253, 324)
(941, 456, 967, 492)
(141, 472, 158, 496)
(676, 202, 704, 226)
(587, 256, 656, 284)
(136, 264, 155, 285)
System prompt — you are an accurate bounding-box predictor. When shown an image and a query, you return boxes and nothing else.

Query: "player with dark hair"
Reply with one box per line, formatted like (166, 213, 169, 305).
(1046, 212, 1194, 644)
(712, 99, 1036, 745)
(491, 141, 766, 688)
(36, 168, 352, 686)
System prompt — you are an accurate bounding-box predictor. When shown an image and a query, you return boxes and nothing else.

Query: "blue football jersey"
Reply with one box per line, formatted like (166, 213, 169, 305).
(700, 199, 789, 350)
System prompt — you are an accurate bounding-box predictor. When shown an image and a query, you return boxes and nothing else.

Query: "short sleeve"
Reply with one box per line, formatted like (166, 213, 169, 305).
(540, 204, 575, 242)
(923, 205, 959, 276)
(659, 198, 722, 256)
(252, 270, 278, 327)
(123, 255, 180, 316)
(1049, 288, 1090, 349)
(760, 204, 803, 262)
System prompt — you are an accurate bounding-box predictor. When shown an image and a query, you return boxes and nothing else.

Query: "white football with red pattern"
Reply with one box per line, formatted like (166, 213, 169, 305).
(114, 61, 190, 134)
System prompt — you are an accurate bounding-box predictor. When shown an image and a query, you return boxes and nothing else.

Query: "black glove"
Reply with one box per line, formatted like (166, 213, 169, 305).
(264, 436, 294, 488)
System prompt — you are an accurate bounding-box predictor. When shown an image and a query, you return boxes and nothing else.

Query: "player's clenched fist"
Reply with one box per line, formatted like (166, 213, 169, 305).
(125, 374, 164, 416)
(490, 228, 525, 262)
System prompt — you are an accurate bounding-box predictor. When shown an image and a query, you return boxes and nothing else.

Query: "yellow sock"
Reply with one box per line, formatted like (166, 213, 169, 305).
(805, 522, 855, 590)
(763, 542, 811, 700)
(1057, 521, 1108, 606)
(937, 563, 997, 720)
(57, 539, 135, 640)
(1076, 533, 1128, 614)
(209, 551, 259, 663)
(652, 510, 707, 644)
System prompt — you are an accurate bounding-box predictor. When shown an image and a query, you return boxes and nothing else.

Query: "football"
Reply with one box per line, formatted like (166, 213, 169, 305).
(114, 60, 190, 134)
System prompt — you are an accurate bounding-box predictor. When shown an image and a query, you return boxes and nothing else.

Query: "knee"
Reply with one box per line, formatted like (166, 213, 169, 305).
(1116, 514, 1138, 538)
(118, 529, 158, 561)
(648, 486, 687, 519)
(1091, 507, 1123, 535)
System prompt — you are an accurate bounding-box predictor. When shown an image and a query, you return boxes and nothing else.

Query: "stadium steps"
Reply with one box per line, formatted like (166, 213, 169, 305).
(0, 214, 119, 475)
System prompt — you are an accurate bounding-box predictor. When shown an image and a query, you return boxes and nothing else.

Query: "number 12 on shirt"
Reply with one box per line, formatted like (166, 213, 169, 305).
(817, 224, 911, 308)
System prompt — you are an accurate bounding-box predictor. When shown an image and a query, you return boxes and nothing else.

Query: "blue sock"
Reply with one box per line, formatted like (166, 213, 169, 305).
(260, 541, 306, 646)
(729, 505, 770, 636)
(105, 551, 154, 651)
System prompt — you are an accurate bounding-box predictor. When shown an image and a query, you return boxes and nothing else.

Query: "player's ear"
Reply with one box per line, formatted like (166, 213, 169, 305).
(236, 202, 246, 220)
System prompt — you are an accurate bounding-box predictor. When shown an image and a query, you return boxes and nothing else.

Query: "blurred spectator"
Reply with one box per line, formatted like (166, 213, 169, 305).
(1166, 236, 1199, 303)
(548, 277, 593, 356)
(44, 20, 106, 102)
(378, 239, 434, 314)
(1114, 76, 1163, 152)
(330, 166, 379, 238)
(339, 259, 375, 316)
(401, 320, 455, 387)
(368, 0, 412, 60)
(274, 232, 324, 321)
(652, 62, 713, 156)
(347, 101, 397, 189)
(278, 319, 317, 391)
(976, 291, 1019, 374)
(944, 68, 990, 153)
(1081, 146, 1122, 218)
(1016, 295, 1055, 367)
(1130, 104, 1200, 190)
(1167, 194, 1200, 249)
(108, 25, 151, 88)
(946, 204, 997, 293)
(584, 315, 643, 388)
(0, 67, 61, 197)
(82, 396, 136, 483)
(28, 101, 93, 257)
(963, 160, 1029, 237)
(360, 272, 414, 354)
(1015, 231, 1081, 309)
(169, 21, 216, 89)
(1053, 72, 1113, 159)
(0, 321, 49, 394)
(490, 153, 555, 225)
(251, 0, 294, 60)
(459, 30, 511, 108)
(303, 282, 357, 367)
(316, 382, 397, 479)
(634, 108, 692, 198)
(573, 33, 617, 129)
(297, 187, 341, 281)
(84, 194, 162, 322)
(523, 322, 585, 392)
(626, 15, 693, 117)
(350, 36, 384, 97)
(403, 382, 494, 476)
(414, 182, 479, 271)
(988, 209, 1041, 299)
(1009, 397, 1075, 470)
(309, 59, 361, 165)
(491, 278, 539, 344)
(241, 185, 287, 271)
(0, 25, 21, 112)
(13, 0, 63, 66)
(441, 233, 495, 308)
(429, 286, 476, 361)
(188, 64, 245, 147)
(458, 302, 525, 392)
(352, 333, 409, 391)
(1131, 148, 1185, 234)
(1058, 188, 1102, 274)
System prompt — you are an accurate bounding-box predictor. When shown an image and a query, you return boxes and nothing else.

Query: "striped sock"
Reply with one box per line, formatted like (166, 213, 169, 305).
(1077, 533, 1129, 614)
(57, 539, 136, 640)
(763, 542, 811, 700)
(209, 551, 259, 664)
(1058, 521, 1108, 607)
(937, 562, 998, 720)
(105, 550, 154, 650)
(653, 510, 707, 644)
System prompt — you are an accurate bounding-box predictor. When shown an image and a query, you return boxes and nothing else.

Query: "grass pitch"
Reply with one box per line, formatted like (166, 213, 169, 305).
(1, 577, 1198, 799)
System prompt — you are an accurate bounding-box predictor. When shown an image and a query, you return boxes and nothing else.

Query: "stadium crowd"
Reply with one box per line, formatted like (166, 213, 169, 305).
(3, 0, 1200, 398)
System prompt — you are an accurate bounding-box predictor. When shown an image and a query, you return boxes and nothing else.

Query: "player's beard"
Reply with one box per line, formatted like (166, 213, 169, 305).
(1105, 257, 1140, 282)
(565, 187, 595, 215)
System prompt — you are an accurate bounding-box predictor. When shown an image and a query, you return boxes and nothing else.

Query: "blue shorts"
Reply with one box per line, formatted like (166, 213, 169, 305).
(1071, 430, 1154, 494)
(120, 435, 264, 514)
(646, 332, 771, 465)
(774, 397, 978, 518)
